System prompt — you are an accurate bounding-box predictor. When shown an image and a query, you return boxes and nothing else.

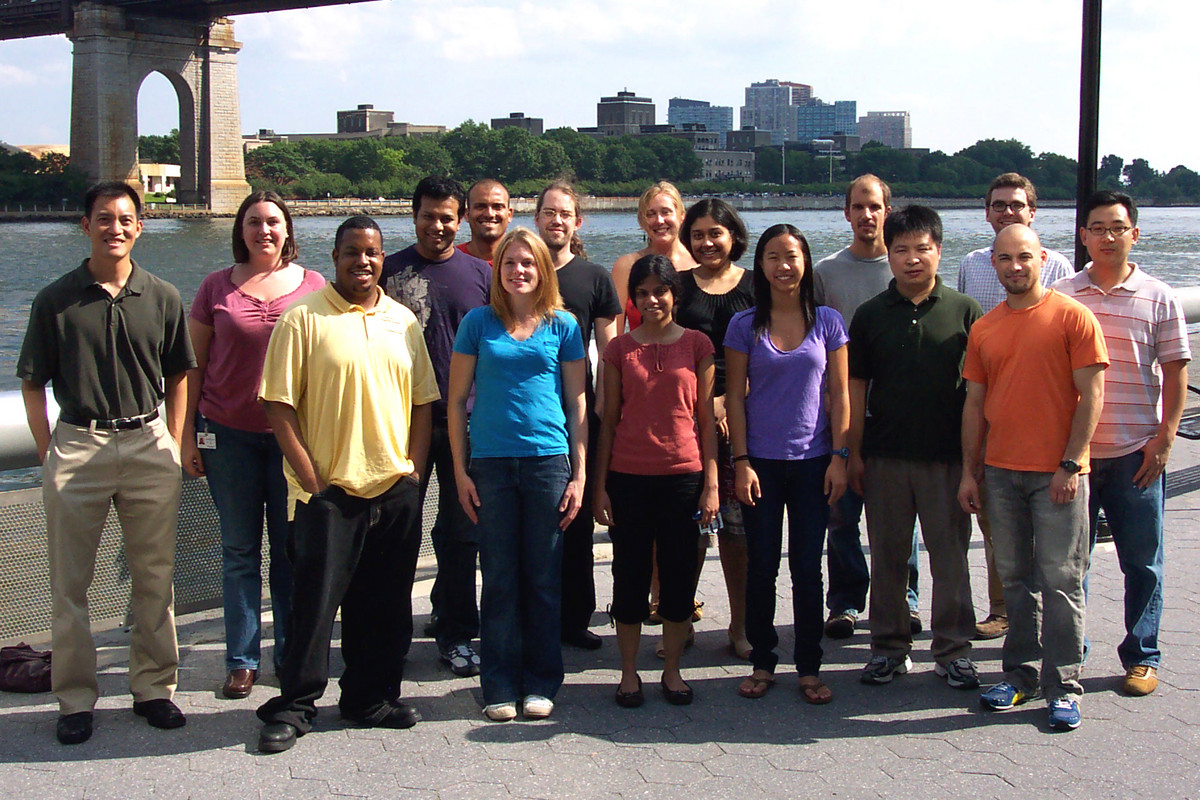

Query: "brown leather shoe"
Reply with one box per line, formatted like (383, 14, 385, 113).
(222, 668, 258, 699)
(1123, 665, 1158, 696)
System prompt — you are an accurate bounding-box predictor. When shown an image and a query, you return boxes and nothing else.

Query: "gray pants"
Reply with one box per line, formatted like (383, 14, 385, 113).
(863, 457, 974, 665)
(984, 466, 1089, 701)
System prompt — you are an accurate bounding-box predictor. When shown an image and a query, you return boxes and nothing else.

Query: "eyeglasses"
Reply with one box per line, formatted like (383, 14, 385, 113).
(989, 201, 1028, 213)
(538, 209, 575, 222)
(1086, 223, 1132, 237)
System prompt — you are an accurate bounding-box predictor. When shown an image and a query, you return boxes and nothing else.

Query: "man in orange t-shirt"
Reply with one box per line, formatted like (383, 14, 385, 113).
(958, 224, 1108, 732)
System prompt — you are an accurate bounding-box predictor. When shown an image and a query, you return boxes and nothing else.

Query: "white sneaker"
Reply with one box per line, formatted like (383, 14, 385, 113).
(522, 695, 554, 719)
(483, 702, 517, 722)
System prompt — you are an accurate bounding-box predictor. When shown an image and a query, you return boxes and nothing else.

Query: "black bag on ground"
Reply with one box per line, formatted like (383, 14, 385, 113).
(0, 643, 52, 693)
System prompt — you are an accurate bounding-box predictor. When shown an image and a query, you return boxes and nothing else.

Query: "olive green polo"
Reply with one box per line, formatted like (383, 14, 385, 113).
(847, 277, 982, 462)
(17, 261, 196, 421)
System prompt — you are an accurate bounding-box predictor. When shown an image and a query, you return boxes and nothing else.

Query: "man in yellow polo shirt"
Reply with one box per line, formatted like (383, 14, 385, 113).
(255, 216, 439, 753)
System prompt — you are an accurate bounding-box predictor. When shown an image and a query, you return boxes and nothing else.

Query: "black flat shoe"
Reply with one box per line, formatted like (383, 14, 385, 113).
(661, 678, 694, 706)
(343, 700, 422, 729)
(615, 676, 644, 708)
(133, 699, 186, 729)
(562, 628, 603, 650)
(56, 711, 93, 745)
(258, 721, 298, 753)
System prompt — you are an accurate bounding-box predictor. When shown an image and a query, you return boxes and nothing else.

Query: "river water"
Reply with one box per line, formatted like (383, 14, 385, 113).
(3, 205, 1200, 392)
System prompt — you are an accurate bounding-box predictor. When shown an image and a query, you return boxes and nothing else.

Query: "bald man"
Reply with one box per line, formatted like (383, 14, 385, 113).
(458, 179, 513, 263)
(959, 224, 1108, 732)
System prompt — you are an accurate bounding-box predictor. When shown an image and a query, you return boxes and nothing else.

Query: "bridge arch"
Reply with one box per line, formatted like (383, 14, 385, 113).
(68, 1, 249, 212)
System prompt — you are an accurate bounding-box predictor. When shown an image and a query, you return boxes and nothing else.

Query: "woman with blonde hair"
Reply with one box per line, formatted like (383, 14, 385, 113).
(448, 228, 588, 722)
(612, 181, 698, 333)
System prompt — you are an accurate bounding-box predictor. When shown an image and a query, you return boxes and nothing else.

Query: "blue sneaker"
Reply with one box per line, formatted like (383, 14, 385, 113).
(1047, 698, 1081, 731)
(979, 681, 1039, 710)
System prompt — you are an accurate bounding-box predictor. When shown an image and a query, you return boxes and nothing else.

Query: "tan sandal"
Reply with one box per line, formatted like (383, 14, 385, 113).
(738, 671, 775, 699)
(799, 677, 833, 705)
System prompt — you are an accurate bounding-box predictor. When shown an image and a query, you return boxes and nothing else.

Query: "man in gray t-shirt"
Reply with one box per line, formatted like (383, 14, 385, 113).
(814, 174, 922, 640)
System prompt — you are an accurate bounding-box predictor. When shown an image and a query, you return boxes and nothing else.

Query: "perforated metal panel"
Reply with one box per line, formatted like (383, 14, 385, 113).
(0, 474, 440, 643)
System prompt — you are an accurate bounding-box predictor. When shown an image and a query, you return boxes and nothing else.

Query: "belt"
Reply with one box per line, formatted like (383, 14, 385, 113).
(59, 408, 160, 431)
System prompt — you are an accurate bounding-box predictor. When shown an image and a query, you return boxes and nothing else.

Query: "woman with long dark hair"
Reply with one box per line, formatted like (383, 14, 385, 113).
(725, 223, 850, 703)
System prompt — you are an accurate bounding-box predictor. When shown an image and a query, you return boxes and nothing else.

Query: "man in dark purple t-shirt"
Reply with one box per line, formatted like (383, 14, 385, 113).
(382, 176, 492, 678)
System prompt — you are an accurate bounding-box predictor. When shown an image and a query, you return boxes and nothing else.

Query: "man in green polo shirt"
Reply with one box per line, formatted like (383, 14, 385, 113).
(847, 205, 982, 689)
(18, 181, 196, 745)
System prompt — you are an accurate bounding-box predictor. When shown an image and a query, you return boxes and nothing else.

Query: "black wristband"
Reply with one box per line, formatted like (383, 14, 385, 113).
(732, 454, 751, 463)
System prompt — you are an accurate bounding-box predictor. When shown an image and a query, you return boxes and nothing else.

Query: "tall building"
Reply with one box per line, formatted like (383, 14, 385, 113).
(739, 80, 813, 144)
(596, 90, 655, 136)
(668, 98, 734, 148)
(857, 111, 912, 149)
(492, 112, 543, 135)
(794, 100, 858, 143)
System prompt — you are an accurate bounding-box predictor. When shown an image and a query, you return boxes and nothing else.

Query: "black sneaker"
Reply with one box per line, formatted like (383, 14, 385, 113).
(440, 643, 481, 677)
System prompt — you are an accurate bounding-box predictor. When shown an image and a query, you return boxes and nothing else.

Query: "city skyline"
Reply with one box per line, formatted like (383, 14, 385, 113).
(0, 0, 1196, 172)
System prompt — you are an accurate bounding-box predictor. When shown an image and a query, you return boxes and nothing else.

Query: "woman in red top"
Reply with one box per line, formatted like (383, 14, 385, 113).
(594, 254, 719, 707)
(182, 192, 326, 700)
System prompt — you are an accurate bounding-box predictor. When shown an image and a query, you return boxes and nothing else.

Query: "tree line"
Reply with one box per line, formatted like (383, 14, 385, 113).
(4, 125, 1200, 206)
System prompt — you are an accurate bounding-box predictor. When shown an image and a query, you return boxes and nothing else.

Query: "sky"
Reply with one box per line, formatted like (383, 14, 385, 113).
(1, 0, 1196, 172)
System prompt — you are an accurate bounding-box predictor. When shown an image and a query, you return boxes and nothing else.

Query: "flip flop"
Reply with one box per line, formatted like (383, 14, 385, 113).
(737, 672, 776, 699)
(799, 678, 833, 705)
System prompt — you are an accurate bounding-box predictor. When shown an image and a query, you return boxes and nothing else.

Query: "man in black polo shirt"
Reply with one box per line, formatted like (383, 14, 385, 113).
(847, 206, 982, 689)
(18, 181, 195, 745)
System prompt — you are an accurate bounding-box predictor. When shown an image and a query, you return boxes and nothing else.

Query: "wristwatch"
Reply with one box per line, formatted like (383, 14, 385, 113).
(1059, 459, 1082, 474)
(833, 447, 851, 458)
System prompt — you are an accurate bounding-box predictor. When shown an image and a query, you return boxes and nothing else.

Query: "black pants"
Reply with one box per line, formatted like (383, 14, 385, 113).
(257, 477, 422, 732)
(606, 471, 702, 625)
(421, 423, 480, 650)
(560, 411, 601, 634)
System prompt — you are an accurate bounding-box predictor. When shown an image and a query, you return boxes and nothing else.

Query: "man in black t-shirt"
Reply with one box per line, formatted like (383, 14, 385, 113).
(535, 181, 621, 650)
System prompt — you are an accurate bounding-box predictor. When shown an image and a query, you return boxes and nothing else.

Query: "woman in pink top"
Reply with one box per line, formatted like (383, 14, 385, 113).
(181, 191, 326, 700)
(594, 254, 719, 708)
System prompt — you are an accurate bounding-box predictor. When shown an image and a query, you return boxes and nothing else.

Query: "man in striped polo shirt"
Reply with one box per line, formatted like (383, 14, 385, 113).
(1054, 190, 1190, 697)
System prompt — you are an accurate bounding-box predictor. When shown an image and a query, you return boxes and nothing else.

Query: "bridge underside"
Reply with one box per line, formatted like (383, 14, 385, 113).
(0, 0, 376, 41)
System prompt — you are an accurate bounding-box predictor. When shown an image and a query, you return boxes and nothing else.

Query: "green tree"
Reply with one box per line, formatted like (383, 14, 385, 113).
(397, 136, 453, 178)
(137, 129, 180, 163)
(1098, 154, 1125, 188)
(602, 140, 637, 182)
(851, 142, 919, 183)
(442, 121, 495, 182)
(1122, 158, 1158, 192)
(545, 128, 603, 181)
(245, 143, 313, 184)
(955, 139, 1034, 174)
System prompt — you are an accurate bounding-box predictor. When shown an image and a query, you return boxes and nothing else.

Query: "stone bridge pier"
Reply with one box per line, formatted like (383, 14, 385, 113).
(69, 2, 250, 212)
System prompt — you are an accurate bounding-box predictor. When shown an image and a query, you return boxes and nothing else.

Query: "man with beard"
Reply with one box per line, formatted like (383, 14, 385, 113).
(534, 180, 621, 650)
(814, 174, 922, 641)
(961, 223, 1107, 731)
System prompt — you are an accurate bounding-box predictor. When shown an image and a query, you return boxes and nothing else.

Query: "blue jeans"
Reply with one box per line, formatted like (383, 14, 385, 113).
(198, 414, 291, 673)
(742, 456, 831, 676)
(984, 467, 1089, 701)
(471, 454, 570, 705)
(1087, 451, 1165, 669)
(827, 487, 920, 615)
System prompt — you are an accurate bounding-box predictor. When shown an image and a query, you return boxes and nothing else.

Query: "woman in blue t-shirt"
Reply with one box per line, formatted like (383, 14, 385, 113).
(447, 228, 587, 723)
(724, 223, 850, 705)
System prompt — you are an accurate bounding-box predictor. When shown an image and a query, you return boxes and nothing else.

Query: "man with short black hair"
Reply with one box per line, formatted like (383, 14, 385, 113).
(958, 172, 1075, 641)
(534, 180, 621, 649)
(256, 216, 438, 753)
(1054, 191, 1189, 697)
(19, 181, 196, 745)
(961, 223, 1107, 732)
(459, 179, 513, 263)
(383, 177, 492, 677)
(849, 206, 981, 690)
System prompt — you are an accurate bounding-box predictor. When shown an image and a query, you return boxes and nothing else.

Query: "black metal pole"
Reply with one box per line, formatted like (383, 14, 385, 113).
(1075, 0, 1102, 270)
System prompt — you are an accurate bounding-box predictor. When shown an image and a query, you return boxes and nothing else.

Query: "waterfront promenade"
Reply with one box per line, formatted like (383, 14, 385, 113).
(2, 429, 1199, 800)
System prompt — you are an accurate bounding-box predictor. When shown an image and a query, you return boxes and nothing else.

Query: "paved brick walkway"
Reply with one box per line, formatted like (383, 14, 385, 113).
(3, 440, 1199, 799)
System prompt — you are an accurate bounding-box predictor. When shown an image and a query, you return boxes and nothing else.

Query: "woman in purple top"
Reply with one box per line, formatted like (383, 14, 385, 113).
(725, 223, 850, 705)
(181, 191, 326, 700)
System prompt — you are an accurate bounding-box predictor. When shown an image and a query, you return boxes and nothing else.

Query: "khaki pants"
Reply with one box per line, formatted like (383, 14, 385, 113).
(863, 457, 975, 665)
(976, 504, 1007, 617)
(44, 417, 182, 715)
